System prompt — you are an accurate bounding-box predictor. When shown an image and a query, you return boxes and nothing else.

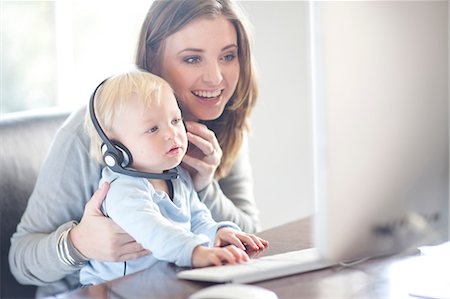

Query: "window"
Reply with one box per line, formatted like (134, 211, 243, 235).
(1, 0, 151, 115)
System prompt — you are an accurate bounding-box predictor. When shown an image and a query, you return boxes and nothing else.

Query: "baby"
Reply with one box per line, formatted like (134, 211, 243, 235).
(80, 69, 268, 285)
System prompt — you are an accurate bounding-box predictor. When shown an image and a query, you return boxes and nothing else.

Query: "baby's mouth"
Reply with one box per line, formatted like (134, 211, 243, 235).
(168, 144, 183, 154)
(192, 89, 223, 99)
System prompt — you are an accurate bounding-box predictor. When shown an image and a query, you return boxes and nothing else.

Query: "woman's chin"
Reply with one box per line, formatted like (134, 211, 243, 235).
(182, 99, 227, 121)
(193, 109, 225, 121)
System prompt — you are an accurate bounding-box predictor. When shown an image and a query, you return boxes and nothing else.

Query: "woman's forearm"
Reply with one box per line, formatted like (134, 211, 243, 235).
(9, 222, 80, 285)
(9, 108, 100, 285)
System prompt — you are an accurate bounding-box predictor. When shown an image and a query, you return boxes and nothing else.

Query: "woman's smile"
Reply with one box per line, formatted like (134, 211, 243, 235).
(192, 88, 223, 99)
(191, 88, 224, 106)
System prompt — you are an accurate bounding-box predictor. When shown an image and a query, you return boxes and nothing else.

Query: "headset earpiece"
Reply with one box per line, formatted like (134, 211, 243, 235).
(101, 141, 132, 168)
(112, 140, 132, 167)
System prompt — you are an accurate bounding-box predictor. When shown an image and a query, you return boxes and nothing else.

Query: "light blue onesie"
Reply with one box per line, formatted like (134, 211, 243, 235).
(79, 166, 240, 285)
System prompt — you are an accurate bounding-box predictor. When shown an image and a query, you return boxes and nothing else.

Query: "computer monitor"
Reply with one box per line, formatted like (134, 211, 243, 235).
(309, 1, 449, 263)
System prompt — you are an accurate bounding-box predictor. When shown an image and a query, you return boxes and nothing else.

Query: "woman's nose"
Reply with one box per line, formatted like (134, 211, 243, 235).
(202, 62, 223, 85)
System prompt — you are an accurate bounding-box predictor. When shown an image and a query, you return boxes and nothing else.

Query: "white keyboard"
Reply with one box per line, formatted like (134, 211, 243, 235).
(177, 248, 335, 284)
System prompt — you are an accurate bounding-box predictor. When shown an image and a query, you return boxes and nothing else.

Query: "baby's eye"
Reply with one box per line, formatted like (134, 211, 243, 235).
(184, 56, 201, 64)
(148, 126, 158, 133)
(171, 118, 182, 125)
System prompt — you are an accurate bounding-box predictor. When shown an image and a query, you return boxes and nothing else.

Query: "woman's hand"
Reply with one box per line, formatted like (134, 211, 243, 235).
(69, 182, 150, 262)
(214, 227, 269, 252)
(191, 245, 249, 268)
(182, 121, 223, 191)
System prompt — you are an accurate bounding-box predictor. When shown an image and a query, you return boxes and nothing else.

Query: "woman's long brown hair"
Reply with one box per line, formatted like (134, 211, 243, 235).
(135, 0, 258, 179)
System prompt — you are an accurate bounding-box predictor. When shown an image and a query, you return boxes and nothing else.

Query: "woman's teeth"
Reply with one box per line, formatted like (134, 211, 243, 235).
(192, 89, 222, 98)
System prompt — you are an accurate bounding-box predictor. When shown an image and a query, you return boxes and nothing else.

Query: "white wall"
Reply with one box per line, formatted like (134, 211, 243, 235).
(240, 1, 314, 230)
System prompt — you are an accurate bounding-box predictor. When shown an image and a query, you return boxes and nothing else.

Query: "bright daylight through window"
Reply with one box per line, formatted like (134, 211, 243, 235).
(1, 0, 150, 116)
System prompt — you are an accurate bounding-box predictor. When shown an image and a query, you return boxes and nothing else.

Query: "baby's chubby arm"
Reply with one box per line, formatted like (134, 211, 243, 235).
(187, 172, 268, 267)
(188, 172, 255, 245)
(104, 178, 210, 268)
(189, 193, 266, 254)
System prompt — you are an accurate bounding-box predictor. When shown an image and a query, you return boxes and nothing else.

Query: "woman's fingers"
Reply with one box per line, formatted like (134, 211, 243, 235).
(185, 121, 218, 143)
(185, 121, 222, 156)
(181, 121, 223, 191)
(182, 154, 215, 173)
(182, 150, 219, 191)
(95, 231, 150, 262)
(185, 132, 222, 164)
(187, 132, 216, 157)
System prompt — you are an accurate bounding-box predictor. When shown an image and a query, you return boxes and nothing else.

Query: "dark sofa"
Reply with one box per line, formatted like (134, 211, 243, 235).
(0, 109, 70, 299)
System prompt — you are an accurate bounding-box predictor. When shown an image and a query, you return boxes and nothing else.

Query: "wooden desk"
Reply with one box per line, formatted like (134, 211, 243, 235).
(58, 218, 426, 299)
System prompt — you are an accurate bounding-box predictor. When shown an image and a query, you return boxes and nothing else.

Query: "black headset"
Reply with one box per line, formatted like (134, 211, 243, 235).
(88, 78, 179, 180)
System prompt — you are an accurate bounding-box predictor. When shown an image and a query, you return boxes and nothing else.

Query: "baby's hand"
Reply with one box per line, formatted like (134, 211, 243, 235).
(191, 245, 249, 268)
(214, 227, 269, 252)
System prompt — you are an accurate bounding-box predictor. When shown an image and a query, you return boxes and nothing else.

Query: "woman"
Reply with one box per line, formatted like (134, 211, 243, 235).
(9, 0, 260, 288)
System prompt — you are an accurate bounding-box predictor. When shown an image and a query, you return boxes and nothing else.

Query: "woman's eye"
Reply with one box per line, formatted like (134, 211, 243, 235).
(184, 56, 201, 64)
(148, 126, 158, 133)
(223, 53, 237, 62)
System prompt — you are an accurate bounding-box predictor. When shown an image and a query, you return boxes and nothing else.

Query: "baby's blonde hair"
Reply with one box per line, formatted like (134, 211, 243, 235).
(85, 69, 170, 164)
